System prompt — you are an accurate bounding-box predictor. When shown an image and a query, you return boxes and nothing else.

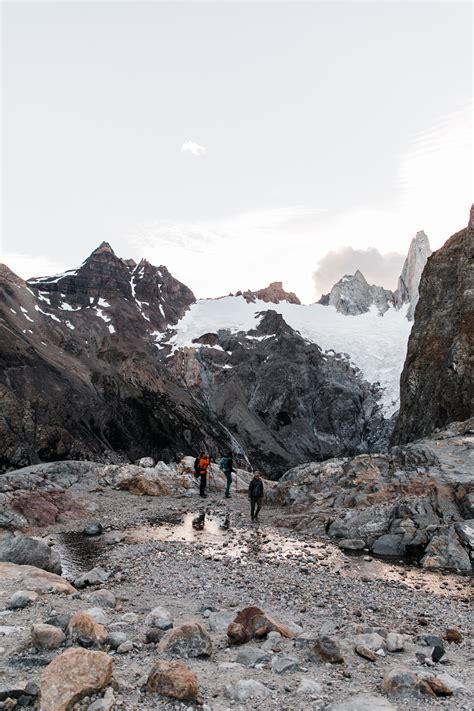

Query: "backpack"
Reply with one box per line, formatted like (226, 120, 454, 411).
(194, 458, 200, 477)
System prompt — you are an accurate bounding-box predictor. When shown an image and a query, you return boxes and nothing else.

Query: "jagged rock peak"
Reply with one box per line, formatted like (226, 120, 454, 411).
(236, 281, 301, 305)
(90, 241, 116, 257)
(394, 231, 432, 319)
(319, 270, 394, 316)
(0, 264, 25, 286)
(469, 203, 474, 229)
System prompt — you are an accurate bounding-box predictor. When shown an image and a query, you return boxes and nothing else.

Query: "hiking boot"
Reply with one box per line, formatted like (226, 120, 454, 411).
(225, 494, 231, 499)
(200, 493, 207, 498)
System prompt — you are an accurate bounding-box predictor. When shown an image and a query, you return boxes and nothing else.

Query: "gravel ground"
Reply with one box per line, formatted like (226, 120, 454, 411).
(1, 486, 472, 710)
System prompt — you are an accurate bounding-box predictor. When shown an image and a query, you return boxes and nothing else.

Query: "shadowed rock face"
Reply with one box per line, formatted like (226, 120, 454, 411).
(392, 208, 474, 445)
(0, 246, 228, 471)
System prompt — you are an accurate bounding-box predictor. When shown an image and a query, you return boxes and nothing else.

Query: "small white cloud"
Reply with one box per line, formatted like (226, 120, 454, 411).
(180, 140, 206, 157)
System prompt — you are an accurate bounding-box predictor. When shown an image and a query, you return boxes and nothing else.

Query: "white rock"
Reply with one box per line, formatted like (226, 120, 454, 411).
(386, 632, 405, 652)
(145, 606, 173, 630)
(224, 679, 270, 701)
(297, 678, 323, 694)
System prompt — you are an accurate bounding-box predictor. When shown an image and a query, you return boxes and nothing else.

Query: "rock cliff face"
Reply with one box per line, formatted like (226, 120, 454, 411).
(167, 310, 390, 477)
(235, 282, 301, 305)
(392, 210, 474, 444)
(318, 231, 431, 319)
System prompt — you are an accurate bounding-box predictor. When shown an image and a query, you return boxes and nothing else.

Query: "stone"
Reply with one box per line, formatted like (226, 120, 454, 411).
(296, 678, 322, 695)
(236, 647, 270, 667)
(86, 589, 116, 609)
(224, 679, 270, 702)
(327, 692, 396, 710)
(87, 687, 115, 711)
(386, 632, 404, 652)
(84, 608, 110, 626)
(338, 538, 366, 551)
(444, 627, 463, 643)
(0, 563, 75, 595)
(120, 612, 139, 624)
(372, 534, 404, 556)
(106, 632, 128, 649)
(355, 645, 377, 662)
(421, 528, 471, 574)
(353, 633, 385, 652)
(145, 628, 165, 644)
(455, 519, 474, 550)
(39, 648, 112, 711)
(145, 606, 173, 630)
(7, 590, 38, 609)
(44, 614, 71, 632)
(147, 660, 198, 701)
(271, 654, 300, 674)
(207, 610, 235, 632)
(383, 669, 436, 699)
(312, 635, 344, 663)
(434, 673, 466, 693)
(432, 645, 445, 662)
(117, 640, 133, 654)
(67, 612, 107, 647)
(427, 676, 453, 696)
(227, 606, 295, 644)
(102, 531, 126, 545)
(422, 634, 444, 648)
(31, 623, 66, 650)
(138, 457, 155, 468)
(0, 535, 61, 574)
(157, 623, 212, 658)
(83, 523, 103, 536)
(74, 567, 109, 589)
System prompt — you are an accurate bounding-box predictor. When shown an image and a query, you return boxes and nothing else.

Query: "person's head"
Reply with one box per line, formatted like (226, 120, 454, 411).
(254, 470, 261, 479)
(227, 452, 233, 459)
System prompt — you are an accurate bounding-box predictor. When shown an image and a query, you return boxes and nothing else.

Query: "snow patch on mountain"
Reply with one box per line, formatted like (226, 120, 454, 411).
(167, 296, 412, 414)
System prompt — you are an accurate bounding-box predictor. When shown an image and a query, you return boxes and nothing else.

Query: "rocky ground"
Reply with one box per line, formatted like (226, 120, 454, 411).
(0, 470, 472, 711)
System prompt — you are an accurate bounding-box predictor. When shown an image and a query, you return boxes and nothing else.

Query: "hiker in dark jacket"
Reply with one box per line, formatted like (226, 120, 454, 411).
(219, 452, 235, 498)
(248, 470, 264, 522)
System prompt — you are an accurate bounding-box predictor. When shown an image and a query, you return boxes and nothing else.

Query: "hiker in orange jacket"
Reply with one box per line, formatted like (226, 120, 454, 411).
(194, 453, 211, 498)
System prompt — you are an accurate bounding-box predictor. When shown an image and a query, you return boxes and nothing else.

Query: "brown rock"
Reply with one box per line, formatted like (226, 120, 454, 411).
(67, 612, 107, 647)
(0, 562, 75, 595)
(383, 670, 436, 699)
(147, 660, 198, 701)
(427, 676, 453, 696)
(117, 476, 170, 497)
(227, 606, 295, 645)
(157, 623, 212, 658)
(445, 627, 463, 643)
(31, 623, 66, 650)
(355, 644, 378, 662)
(40, 648, 112, 711)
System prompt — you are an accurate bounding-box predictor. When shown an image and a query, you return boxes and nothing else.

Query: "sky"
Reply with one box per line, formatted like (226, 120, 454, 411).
(1, 1, 472, 303)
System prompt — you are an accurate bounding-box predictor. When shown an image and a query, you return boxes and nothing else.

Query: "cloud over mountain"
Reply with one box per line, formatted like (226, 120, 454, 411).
(313, 246, 405, 296)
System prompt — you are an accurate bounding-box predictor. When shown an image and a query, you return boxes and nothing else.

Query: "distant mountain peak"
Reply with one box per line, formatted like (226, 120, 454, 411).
(236, 281, 301, 305)
(91, 241, 116, 256)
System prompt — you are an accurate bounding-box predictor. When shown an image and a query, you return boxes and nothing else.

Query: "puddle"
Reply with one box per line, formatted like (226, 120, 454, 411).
(54, 511, 472, 599)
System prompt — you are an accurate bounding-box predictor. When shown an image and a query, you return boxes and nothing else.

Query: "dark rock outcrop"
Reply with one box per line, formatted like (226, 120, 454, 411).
(392, 209, 473, 444)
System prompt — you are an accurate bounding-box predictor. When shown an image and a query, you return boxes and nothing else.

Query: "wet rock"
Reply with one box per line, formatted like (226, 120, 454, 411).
(7, 590, 38, 610)
(224, 679, 270, 701)
(355, 645, 377, 662)
(236, 647, 270, 667)
(86, 590, 116, 609)
(271, 654, 300, 674)
(327, 693, 396, 710)
(39, 648, 112, 711)
(383, 669, 436, 699)
(386, 632, 404, 652)
(31, 623, 66, 650)
(147, 660, 198, 701)
(296, 678, 322, 695)
(105, 632, 128, 650)
(67, 612, 108, 647)
(426, 676, 453, 696)
(0, 535, 61, 574)
(227, 606, 295, 644)
(145, 606, 173, 630)
(157, 623, 212, 658)
(0, 562, 75, 595)
(444, 627, 463, 643)
(338, 538, 366, 551)
(74, 567, 109, 589)
(83, 523, 103, 536)
(312, 635, 344, 663)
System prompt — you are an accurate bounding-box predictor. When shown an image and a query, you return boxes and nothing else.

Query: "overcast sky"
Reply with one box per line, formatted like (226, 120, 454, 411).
(2, 1, 472, 302)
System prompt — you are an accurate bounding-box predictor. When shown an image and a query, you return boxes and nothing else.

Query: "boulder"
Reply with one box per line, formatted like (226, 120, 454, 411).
(386, 632, 404, 652)
(372, 534, 404, 556)
(31, 623, 66, 650)
(383, 669, 436, 699)
(105, 632, 128, 650)
(67, 612, 107, 647)
(312, 635, 344, 663)
(39, 648, 112, 711)
(227, 606, 295, 644)
(7, 590, 38, 609)
(421, 527, 472, 573)
(84, 607, 111, 626)
(224, 679, 270, 701)
(145, 606, 173, 630)
(86, 589, 116, 609)
(147, 660, 198, 701)
(426, 676, 453, 696)
(355, 645, 377, 662)
(0, 562, 75, 595)
(353, 633, 385, 652)
(455, 519, 474, 551)
(236, 646, 270, 667)
(83, 523, 103, 536)
(157, 623, 212, 658)
(138, 457, 155, 468)
(271, 654, 300, 674)
(338, 538, 366, 551)
(44, 614, 71, 631)
(0, 534, 61, 574)
(445, 627, 463, 643)
(74, 567, 109, 589)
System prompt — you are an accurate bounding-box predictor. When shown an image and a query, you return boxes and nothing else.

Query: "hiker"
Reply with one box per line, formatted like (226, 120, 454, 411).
(248, 470, 264, 522)
(219, 452, 235, 499)
(194, 452, 211, 498)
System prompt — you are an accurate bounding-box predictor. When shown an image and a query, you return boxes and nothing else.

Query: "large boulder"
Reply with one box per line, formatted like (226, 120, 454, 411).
(39, 648, 112, 711)
(0, 534, 61, 574)
(147, 660, 198, 701)
(383, 669, 436, 700)
(227, 606, 295, 645)
(67, 612, 108, 647)
(157, 623, 212, 658)
(31, 623, 66, 650)
(421, 527, 472, 573)
(0, 562, 74, 595)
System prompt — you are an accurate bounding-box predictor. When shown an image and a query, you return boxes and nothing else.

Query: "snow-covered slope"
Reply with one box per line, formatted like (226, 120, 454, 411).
(166, 296, 413, 415)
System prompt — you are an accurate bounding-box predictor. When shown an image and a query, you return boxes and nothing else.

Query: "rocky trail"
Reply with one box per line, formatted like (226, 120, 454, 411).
(0, 478, 472, 711)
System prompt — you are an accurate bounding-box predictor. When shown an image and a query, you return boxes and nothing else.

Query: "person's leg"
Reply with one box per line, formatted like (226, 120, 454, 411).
(200, 472, 207, 496)
(225, 471, 232, 497)
(254, 497, 262, 519)
(250, 497, 256, 520)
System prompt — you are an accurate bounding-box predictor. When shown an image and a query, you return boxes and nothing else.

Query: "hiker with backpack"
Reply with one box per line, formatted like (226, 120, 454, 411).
(219, 452, 235, 499)
(248, 470, 264, 522)
(194, 452, 211, 498)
